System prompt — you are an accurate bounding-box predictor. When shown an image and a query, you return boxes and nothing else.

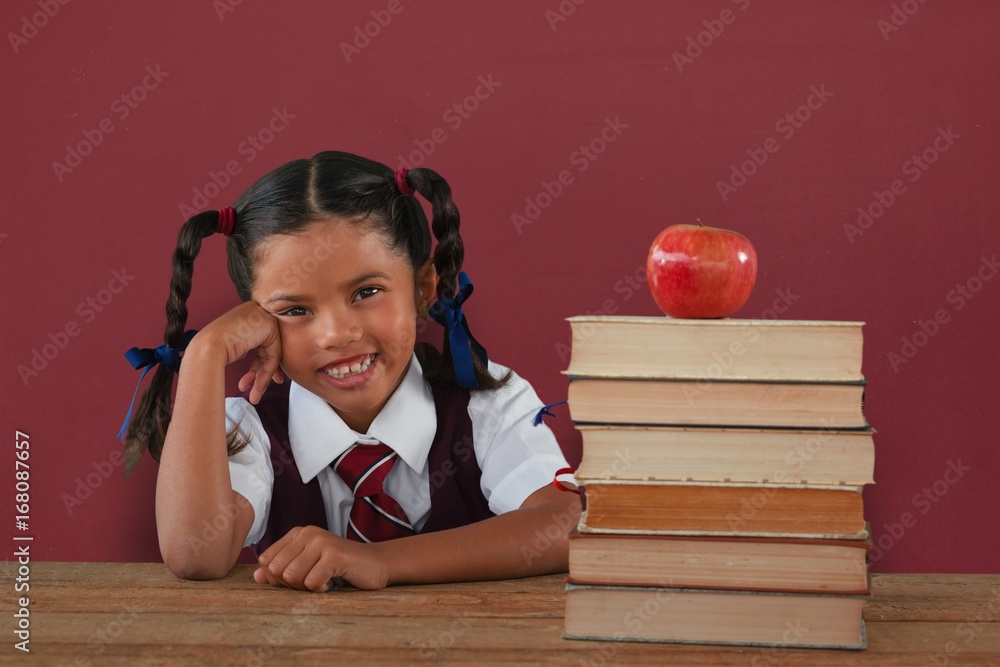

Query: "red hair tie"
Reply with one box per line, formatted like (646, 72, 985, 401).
(216, 207, 235, 236)
(394, 168, 415, 197)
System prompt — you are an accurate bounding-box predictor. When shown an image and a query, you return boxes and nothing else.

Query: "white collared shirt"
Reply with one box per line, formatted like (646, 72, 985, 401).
(226, 353, 569, 547)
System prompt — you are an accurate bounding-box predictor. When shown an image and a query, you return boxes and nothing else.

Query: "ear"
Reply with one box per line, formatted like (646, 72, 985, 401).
(415, 258, 438, 318)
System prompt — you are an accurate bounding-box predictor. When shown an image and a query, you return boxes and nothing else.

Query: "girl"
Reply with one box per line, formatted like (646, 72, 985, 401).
(119, 151, 580, 592)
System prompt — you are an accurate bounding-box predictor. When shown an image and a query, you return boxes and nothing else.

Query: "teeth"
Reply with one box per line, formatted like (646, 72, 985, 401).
(323, 354, 374, 378)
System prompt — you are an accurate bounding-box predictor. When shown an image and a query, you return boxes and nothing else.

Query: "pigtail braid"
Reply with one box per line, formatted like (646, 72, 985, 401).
(407, 169, 463, 297)
(406, 168, 509, 391)
(122, 211, 219, 476)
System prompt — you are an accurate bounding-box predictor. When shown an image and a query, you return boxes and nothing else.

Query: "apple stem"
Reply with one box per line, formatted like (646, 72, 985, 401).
(696, 218, 705, 227)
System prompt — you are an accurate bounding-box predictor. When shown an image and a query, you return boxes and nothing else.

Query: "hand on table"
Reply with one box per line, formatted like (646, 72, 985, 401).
(253, 525, 390, 592)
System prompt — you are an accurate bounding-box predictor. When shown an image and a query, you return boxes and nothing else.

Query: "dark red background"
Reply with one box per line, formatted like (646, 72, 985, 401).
(3, 0, 998, 572)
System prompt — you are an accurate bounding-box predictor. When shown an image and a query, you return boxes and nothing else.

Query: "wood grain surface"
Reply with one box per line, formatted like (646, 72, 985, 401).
(2, 562, 998, 666)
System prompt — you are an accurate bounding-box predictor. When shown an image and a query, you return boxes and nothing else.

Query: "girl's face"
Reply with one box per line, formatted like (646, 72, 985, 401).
(250, 219, 436, 433)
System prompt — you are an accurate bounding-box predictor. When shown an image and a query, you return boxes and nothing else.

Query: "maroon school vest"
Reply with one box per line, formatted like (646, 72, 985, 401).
(238, 379, 495, 556)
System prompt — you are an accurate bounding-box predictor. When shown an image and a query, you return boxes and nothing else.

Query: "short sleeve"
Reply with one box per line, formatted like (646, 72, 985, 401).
(468, 362, 570, 515)
(225, 397, 274, 548)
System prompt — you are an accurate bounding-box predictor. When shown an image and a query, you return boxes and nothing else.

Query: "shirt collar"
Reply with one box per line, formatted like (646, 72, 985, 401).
(286, 352, 436, 483)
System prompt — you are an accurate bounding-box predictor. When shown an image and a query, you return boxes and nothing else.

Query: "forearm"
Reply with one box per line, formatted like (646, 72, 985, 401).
(155, 337, 243, 577)
(375, 486, 582, 585)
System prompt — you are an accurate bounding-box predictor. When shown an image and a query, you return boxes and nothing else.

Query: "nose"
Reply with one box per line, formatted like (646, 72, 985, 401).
(316, 307, 362, 349)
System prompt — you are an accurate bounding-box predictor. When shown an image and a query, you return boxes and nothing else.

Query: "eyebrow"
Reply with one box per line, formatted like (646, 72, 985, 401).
(265, 272, 393, 304)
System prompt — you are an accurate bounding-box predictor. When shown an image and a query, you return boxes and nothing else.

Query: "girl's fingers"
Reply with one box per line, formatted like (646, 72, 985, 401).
(303, 553, 341, 592)
(254, 566, 290, 588)
(250, 329, 283, 398)
(253, 567, 276, 585)
(237, 359, 282, 398)
(283, 547, 325, 590)
(237, 369, 255, 392)
(258, 530, 292, 567)
(256, 534, 292, 586)
(238, 353, 262, 392)
(251, 370, 268, 401)
(266, 539, 307, 581)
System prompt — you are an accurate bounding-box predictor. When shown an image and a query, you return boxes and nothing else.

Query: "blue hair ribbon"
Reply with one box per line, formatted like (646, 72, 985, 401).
(116, 329, 198, 441)
(429, 271, 488, 390)
(533, 400, 568, 426)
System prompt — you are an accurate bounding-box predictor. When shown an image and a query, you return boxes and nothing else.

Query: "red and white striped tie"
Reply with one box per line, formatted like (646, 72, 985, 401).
(332, 443, 416, 543)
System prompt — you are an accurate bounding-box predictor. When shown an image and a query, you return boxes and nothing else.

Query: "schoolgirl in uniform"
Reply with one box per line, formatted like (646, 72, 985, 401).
(119, 151, 579, 591)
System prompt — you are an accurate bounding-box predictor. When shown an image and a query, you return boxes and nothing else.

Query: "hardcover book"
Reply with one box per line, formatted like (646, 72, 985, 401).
(578, 480, 868, 539)
(567, 530, 871, 594)
(563, 584, 868, 649)
(564, 316, 864, 382)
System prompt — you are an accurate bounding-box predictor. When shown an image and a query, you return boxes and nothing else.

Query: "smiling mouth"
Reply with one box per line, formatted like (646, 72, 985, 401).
(321, 354, 377, 379)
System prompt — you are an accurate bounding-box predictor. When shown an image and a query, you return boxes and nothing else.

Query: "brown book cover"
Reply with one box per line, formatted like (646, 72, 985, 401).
(567, 376, 867, 429)
(567, 530, 871, 594)
(563, 583, 868, 649)
(574, 423, 875, 485)
(563, 316, 864, 382)
(578, 480, 868, 538)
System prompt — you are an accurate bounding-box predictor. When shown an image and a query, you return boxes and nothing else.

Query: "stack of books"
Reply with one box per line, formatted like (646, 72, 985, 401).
(561, 316, 874, 650)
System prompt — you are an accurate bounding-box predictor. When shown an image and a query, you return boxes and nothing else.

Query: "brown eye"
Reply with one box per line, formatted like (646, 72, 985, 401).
(353, 286, 382, 301)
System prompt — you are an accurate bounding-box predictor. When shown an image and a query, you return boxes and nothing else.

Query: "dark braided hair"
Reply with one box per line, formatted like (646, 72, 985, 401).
(121, 151, 508, 475)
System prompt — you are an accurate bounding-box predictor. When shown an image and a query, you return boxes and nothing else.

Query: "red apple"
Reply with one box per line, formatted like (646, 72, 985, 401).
(646, 220, 757, 318)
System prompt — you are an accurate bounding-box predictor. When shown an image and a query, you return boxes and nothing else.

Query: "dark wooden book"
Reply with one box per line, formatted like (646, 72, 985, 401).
(578, 481, 868, 539)
(564, 584, 867, 649)
(567, 530, 871, 594)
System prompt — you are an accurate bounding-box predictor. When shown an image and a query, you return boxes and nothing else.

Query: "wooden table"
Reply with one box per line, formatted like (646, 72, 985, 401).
(4, 563, 999, 666)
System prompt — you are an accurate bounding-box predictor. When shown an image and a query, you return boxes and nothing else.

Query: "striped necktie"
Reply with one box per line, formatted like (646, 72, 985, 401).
(332, 442, 416, 543)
